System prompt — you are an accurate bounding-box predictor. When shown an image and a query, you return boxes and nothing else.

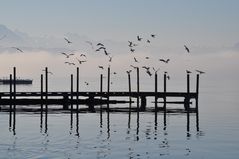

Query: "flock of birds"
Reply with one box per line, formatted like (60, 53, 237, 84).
(1, 33, 205, 86)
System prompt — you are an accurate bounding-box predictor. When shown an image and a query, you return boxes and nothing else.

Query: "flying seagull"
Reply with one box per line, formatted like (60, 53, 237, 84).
(184, 45, 190, 53)
(64, 37, 72, 44)
(84, 81, 89, 86)
(97, 43, 104, 47)
(130, 48, 135, 53)
(146, 39, 151, 43)
(76, 58, 86, 64)
(61, 52, 74, 58)
(11, 47, 23, 52)
(195, 70, 205, 74)
(134, 57, 139, 63)
(159, 58, 170, 63)
(137, 35, 143, 41)
(98, 65, 104, 69)
(65, 62, 75, 65)
(151, 34, 156, 38)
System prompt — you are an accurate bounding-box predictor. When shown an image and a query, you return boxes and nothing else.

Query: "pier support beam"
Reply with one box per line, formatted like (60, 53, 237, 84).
(140, 96, 146, 111)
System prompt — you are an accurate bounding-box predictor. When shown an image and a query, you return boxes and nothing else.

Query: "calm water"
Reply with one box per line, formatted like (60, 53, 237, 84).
(0, 77, 239, 159)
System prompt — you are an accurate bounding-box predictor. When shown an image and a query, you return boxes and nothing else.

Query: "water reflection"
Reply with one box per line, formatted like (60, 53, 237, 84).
(4, 103, 204, 158)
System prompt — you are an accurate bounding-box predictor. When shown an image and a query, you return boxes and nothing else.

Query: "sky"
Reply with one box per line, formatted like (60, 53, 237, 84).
(0, 0, 239, 88)
(1, 0, 239, 46)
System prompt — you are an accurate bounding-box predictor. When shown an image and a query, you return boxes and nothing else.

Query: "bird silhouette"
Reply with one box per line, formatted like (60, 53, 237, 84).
(11, 47, 23, 52)
(134, 57, 139, 63)
(98, 66, 104, 69)
(84, 81, 89, 86)
(95, 47, 106, 52)
(97, 43, 104, 47)
(130, 48, 135, 53)
(61, 52, 74, 58)
(146, 39, 151, 43)
(65, 62, 75, 65)
(80, 54, 87, 58)
(166, 75, 170, 80)
(104, 49, 110, 56)
(146, 70, 152, 77)
(108, 56, 113, 62)
(151, 34, 156, 38)
(186, 70, 192, 74)
(128, 41, 133, 47)
(126, 70, 132, 74)
(137, 36, 143, 41)
(153, 67, 160, 73)
(145, 56, 150, 59)
(184, 45, 190, 53)
(64, 37, 72, 44)
(195, 70, 205, 74)
(130, 65, 138, 69)
(159, 58, 170, 63)
(76, 58, 86, 64)
(142, 66, 150, 70)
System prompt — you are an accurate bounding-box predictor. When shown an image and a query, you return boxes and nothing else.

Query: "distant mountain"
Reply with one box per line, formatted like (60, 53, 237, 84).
(0, 24, 25, 45)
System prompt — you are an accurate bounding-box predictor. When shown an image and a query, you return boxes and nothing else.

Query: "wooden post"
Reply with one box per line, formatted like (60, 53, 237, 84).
(100, 73, 103, 114)
(186, 73, 190, 112)
(128, 73, 132, 105)
(107, 66, 110, 110)
(155, 72, 158, 112)
(10, 74, 12, 111)
(13, 67, 16, 110)
(40, 74, 43, 111)
(136, 67, 140, 111)
(100, 74, 103, 93)
(196, 74, 199, 113)
(163, 72, 167, 112)
(76, 67, 79, 110)
(45, 67, 48, 110)
(71, 74, 73, 110)
(154, 72, 158, 123)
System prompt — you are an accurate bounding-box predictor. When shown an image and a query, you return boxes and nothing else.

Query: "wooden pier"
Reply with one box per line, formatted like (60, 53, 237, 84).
(0, 67, 201, 113)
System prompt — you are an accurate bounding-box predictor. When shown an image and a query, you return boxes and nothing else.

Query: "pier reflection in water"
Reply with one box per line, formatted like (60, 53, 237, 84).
(4, 101, 202, 158)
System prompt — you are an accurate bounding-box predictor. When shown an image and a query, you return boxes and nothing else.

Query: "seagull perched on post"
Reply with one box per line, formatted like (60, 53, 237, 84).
(126, 70, 132, 74)
(186, 70, 192, 74)
(195, 70, 205, 74)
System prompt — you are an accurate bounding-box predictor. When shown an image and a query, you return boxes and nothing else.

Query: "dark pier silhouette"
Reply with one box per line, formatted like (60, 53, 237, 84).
(0, 67, 201, 114)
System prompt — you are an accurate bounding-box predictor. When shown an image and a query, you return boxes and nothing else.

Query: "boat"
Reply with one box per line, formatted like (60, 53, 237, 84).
(0, 78, 33, 85)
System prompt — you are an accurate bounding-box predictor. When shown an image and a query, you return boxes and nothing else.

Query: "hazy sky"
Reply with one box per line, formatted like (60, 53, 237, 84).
(1, 0, 239, 47)
(0, 0, 239, 86)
